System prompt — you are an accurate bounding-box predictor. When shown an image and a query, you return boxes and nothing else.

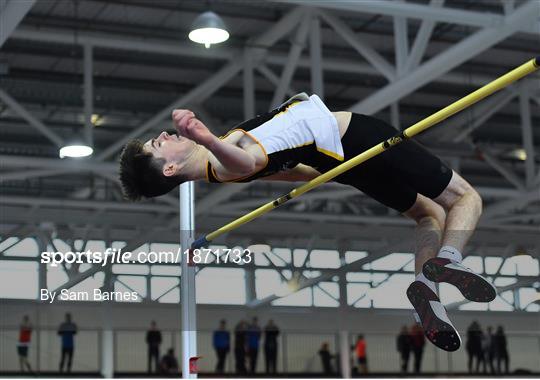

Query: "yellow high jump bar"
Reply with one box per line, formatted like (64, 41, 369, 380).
(192, 57, 539, 249)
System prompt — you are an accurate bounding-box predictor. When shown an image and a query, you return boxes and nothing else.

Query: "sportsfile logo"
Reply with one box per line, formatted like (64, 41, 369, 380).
(40, 247, 253, 266)
(40, 247, 182, 267)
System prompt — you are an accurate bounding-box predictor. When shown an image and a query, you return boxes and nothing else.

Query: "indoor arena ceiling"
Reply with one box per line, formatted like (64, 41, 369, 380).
(0, 0, 539, 249)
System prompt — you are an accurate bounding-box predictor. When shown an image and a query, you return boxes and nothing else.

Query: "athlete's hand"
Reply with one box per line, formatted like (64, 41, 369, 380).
(172, 109, 216, 148)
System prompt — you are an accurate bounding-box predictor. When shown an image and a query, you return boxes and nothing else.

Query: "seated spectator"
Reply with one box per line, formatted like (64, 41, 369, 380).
(160, 348, 179, 374)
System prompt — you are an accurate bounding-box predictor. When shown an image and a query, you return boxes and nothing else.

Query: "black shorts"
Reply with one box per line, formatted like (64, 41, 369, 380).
(320, 113, 453, 212)
(17, 345, 28, 357)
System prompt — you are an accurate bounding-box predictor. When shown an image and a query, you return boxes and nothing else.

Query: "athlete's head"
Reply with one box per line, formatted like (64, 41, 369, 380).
(119, 131, 195, 201)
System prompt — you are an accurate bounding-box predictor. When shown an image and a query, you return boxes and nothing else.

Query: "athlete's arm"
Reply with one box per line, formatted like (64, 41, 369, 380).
(172, 109, 256, 175)
(262, 164, 322, 182)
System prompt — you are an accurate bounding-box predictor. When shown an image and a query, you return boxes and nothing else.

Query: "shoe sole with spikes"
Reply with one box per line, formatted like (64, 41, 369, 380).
(423, 257, 496, 303)
(407, 281, 461, 352)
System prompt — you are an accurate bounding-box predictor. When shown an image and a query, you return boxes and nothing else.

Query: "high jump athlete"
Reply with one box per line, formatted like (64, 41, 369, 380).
(119, 93, 496, 352)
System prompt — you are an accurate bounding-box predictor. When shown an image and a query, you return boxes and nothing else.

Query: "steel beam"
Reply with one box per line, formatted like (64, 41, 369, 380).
(277, 0, 525, 30)
(318, 10, 395, 81)
(219, 188, 361, 212)
(309, 15, 324, 99)
(0, 89, 64, 147)
(480, 150, 526, 191)
(501, 0, 516, 15)
(482, 190, 540, 220)
(0, 194, 174, 213)
(195, 183, 252, 216)
(393, 5, 408, 77)
(491, 212, 540, 224)
(390, 103, 400, 130)
(3, 202, 539, 247)
(347, 1, 538, 115)
(404, 0, 445, 72)
(12, 26, 512, 88)
(450, 88, 516, 142)
(83, 43, 94, 147)
(0, 169, 78, 182)
(214, 207, 540, 233)
(256, 65, 297, 97)
(0, 0, 35, 48)
(271, 12, 311, 108)
(243, 53, 255, 120)
(218, 185, 524, 212)
(0, 154, 115, 171)
(519, 84, 536, 187)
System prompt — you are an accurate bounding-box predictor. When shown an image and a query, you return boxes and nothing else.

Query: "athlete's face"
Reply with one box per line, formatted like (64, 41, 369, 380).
(143, 131, 196, 176)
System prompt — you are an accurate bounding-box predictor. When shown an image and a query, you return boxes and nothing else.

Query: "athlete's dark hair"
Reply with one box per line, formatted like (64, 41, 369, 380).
(119, 140, 184, 201)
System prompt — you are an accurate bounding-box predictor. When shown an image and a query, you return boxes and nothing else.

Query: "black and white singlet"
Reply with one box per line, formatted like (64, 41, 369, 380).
(206, 94, 344, 183)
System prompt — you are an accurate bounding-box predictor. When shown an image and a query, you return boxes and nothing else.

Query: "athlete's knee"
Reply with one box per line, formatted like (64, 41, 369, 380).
(468, 186, 483, 216)
(435, 171, 479, 213)
(452, 177, 482, 214)
(404, 195, 446, 228)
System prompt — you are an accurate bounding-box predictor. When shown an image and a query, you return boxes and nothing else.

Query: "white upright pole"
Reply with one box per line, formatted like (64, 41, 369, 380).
(180, 181, 197, 378)
(339, 330, 351, 378)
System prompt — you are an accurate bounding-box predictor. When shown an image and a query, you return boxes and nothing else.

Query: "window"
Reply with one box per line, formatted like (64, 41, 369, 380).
(309, 250, 340, 268)
(272, 287, 312, 307)
(313, 282, 339, 307)
(3, 238, 39, 257)
(151, 277, 179, 303)
(370, 253, 414, 271)
(196, 268, 246, 304)
(0, 261, 38, 299)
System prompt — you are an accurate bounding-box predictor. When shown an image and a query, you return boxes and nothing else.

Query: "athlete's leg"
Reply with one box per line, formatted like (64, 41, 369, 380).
(403, 195, 461, 352)
(403, 194, 446, 276)
(433, 171, 482, 254)
(423, 170, 496, 302)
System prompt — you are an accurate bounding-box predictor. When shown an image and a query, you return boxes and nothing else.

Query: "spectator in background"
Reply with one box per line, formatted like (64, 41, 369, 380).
(495, 325, 509, 374)
(160, 348, 179, 374)
(264, 319, 280, 374)
(318, 342, 334, 375)
(396, 325, 411, 373)
(354, 334, 368, 374)
(213, 319, 230, 373)
(234, 320, 248, 374)
(484, 326, 496, 374)
(247, 317, 261, 374)
(477, 328, 487, 373)
(410, 324, 425, 374)
(17, 315, 32, 373)
(466, 320, 482, 373)
(146, 320, 162, 373)
(58, 313, 77, 372)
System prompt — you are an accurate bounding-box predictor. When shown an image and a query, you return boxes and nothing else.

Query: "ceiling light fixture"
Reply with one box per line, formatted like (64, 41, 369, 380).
(188, 11, 229, 48)
(59, 144, 93, 158)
